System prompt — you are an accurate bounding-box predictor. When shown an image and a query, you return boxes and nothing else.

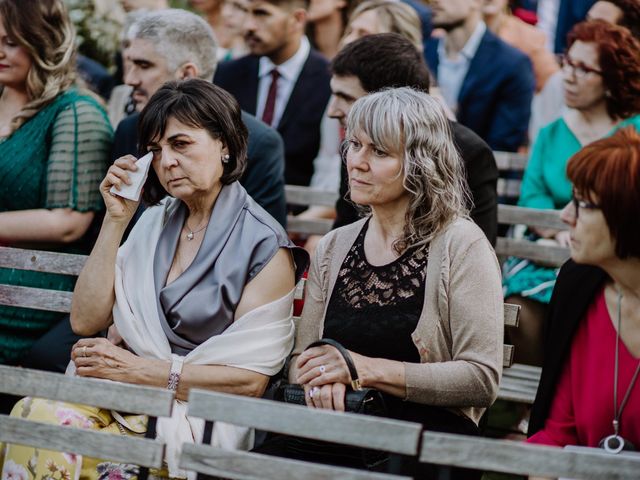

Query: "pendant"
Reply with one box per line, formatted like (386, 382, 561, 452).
(601, 434, 625, 454)
(186, 231, 194, 241)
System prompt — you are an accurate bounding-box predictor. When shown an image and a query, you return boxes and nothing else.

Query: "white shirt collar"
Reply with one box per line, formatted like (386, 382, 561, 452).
(258, 36, 310, 80)
(438, 21, 486, 63)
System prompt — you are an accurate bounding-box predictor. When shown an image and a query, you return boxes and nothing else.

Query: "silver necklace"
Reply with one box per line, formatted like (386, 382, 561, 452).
(184, 219, 208, 241)
(601, 288, 640, 453)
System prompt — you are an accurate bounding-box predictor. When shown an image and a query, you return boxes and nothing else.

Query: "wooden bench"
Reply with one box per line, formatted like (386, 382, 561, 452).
(494, 151, 528, 205)
(0, 365, 174, 480)
(180, 389, 421, 479)
(419, 430, 640, 480)
(284, 185, 570, 268)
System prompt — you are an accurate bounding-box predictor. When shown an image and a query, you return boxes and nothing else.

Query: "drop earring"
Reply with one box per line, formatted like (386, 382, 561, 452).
(222, 154, 230, 163)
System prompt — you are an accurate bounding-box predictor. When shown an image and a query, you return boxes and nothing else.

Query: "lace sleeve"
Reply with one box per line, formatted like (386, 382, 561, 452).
(45, 99, 113, 211)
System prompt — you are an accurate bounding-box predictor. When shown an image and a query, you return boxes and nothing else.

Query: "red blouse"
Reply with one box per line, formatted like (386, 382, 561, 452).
(528, 288, 640, 448)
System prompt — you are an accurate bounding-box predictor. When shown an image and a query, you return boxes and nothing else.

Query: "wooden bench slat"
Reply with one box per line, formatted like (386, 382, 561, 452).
(0, 416, 165, 468)
(502, 345, 514, 368)
(0, 246, 86, 275)
(503, 303, 520, 327)
(286, 216, 332, 236)
(285, 185, 339, 207)
(497, 387, 536, 404)
(0, 366, 174, 416)
(495, 237, 569, 267)
(180, 444, 409, 480)
(497, 205, 566, 230)
(0, 284, 72, 313)
(420, 431, 640, 480)
(493, 152, 528, 171)
(187, 390, 422, 455)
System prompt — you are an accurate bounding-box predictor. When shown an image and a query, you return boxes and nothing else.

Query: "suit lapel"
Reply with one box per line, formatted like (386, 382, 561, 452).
(457, 31, 494, 106)
(277, 52, 313, 131)
(235, 57, 260, 115)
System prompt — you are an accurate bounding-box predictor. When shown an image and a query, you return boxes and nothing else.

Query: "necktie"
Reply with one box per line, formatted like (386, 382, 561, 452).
(262, 69, 279, 126)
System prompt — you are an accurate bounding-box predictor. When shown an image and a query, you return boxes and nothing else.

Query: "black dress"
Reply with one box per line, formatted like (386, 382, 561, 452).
(322, 221, 481, 479)
(256, 221, 481, 479)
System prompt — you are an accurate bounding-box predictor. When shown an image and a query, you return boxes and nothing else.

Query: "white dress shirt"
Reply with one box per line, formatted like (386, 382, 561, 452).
(437, 21, 486, 114)
(256, 36, 311, 128)
(537, 0, 560, 52)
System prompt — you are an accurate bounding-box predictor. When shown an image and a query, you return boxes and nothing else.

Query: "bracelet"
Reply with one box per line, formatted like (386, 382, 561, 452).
(167, 355, 184, 392)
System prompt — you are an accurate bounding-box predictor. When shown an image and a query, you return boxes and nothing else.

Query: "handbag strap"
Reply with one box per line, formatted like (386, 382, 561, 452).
(305, 338, 363, 391)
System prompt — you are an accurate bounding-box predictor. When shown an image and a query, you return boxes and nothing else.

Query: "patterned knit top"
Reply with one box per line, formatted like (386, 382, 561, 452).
(0, 89, 113, 364)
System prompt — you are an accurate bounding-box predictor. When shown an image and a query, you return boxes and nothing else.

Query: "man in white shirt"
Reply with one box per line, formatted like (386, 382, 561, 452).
(214, 0, 332, 187)
(426, 0, 535, 152)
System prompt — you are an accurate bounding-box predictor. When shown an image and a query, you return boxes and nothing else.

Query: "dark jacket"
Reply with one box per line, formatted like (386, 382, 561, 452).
(111, 110, 287, 227)
(426, 29, 535, 152)
(214, 50, 331, 186)
(528, 260, 608, 436)
(334, 121, 499, 245)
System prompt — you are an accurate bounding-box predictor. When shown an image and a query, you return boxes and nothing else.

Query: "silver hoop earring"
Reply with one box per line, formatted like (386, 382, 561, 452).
(222, 154, 230, 163)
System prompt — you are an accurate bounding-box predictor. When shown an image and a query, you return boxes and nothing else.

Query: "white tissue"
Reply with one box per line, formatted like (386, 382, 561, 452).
(110, 152, 154, 201)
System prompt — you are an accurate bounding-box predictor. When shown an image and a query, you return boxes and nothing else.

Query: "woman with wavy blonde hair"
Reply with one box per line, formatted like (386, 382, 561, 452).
(340, 0, 423, 52)
(0, 0, 113, 370)
(281, 87, 503, 478)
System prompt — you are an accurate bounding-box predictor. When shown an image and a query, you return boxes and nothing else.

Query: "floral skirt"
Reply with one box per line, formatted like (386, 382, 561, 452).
(0, 397, 164, 480)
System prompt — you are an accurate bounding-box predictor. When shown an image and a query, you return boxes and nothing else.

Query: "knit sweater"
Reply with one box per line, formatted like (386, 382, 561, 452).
(292, 217, 504, 424)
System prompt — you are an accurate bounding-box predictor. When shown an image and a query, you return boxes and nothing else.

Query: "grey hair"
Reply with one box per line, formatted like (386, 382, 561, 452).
(127, 9, 218, 79)
(346, 87, 470, 253)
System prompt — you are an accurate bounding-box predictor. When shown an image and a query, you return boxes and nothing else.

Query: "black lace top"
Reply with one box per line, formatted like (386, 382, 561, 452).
(324, 219, 427, 363)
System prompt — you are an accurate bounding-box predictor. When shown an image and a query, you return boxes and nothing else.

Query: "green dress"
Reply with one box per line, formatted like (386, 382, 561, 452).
(503, 114, 640, 303)
(0, 89, 113, 364)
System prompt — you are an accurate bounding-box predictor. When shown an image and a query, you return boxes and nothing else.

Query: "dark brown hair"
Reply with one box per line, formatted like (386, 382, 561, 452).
(567, 20, 640, 120)
(567, 126, 640, 259)
(138, 79, 248, 205)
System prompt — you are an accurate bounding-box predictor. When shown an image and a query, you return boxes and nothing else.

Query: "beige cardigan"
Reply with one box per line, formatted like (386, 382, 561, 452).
(292, 217, 504, 425)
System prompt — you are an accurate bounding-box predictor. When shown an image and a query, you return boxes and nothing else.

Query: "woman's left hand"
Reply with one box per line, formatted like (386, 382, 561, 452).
(296, 345, 364, 387)
(71, 338, 145, 382)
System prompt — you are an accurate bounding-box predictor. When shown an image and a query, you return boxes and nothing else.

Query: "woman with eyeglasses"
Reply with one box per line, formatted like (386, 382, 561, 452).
(527, 127, 640, 463)
(503, 20, 640, 366)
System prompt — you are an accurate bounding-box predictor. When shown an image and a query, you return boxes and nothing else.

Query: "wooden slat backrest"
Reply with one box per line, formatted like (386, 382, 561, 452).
(180, 445, 411, 480)
(0, 246, 84, 312)
(0, 365, 174, 416)
(495, 237, 569, 267)
(498, 363, 541, 404)
(187, 389, 422, 455)
(0, 246, 86, 275)
(0, 416, 165, 468)
(0, 284, 73, 313)
(419, 430, 640, 479)
(0, 366, 173, 469)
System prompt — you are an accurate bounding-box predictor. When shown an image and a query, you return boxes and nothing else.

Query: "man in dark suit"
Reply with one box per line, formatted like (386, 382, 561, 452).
(112, 9, 287, 226)
(426, 0, 535, 152)
(329, 33, 498, 244)
(214, 0, 331, 187)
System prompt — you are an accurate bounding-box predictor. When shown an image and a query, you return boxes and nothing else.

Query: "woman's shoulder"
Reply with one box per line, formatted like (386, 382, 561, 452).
(53, 89, 111, 129)
(436, 217, 488, 250)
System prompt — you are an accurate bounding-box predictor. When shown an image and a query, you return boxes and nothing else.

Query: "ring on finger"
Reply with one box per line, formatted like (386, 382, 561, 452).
(308, 386, 320, 399)
(319, 365, 326, 374)
(82, 346, 88, 357)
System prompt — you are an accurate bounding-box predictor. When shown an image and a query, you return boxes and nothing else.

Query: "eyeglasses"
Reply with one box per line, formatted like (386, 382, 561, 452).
(572, 194, 600, 218)
(560, 55, 603, 79)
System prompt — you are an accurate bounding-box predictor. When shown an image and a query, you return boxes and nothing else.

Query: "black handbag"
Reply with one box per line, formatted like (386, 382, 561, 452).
(278, 338, 388, 468)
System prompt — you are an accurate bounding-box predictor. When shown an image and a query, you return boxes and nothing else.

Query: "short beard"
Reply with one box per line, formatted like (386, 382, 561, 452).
(433, 17, 467, 32)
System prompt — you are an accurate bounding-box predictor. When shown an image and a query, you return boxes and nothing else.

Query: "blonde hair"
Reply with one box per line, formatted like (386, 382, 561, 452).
(345, 0, 422, 52)
(346, 87, 470, 253)
(0, 0, 77, 133)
